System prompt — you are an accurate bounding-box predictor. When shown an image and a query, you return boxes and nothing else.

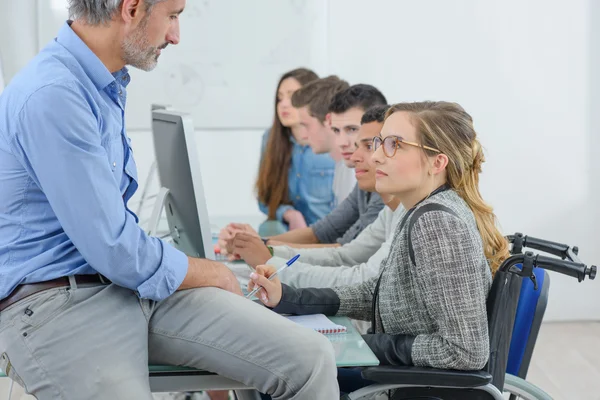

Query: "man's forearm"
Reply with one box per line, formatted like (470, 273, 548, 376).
(178, 257, 224, 290)
(270, 227, 319, 244)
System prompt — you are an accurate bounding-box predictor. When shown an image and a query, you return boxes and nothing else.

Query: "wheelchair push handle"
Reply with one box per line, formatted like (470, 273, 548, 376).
(501, 252, 597, 283)
(534, 254, 597, 282)
(508, 233, 577, 261)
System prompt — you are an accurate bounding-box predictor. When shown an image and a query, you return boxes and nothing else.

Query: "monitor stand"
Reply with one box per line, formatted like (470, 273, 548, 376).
(147, 187, 173, 238)
(146, 187, 214, 259)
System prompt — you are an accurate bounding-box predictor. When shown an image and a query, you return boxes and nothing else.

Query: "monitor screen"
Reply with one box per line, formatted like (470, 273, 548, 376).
(151, 109, 215, 259)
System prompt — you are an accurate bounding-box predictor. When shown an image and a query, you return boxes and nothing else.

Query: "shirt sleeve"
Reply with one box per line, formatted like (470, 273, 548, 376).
(332, 276, 378, 322)
(337, 192, 385, 245)
(271, 238, 387, 289)
(311, 184, 360, 243)
(273, 207, 388, 266)
(10, 82, 188, 301)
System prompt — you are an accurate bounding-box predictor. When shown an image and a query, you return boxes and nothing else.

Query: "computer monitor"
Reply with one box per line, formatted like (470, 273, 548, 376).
(149, 109, 215, 259)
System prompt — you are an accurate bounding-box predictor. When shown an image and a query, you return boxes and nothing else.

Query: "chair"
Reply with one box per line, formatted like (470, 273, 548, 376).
(345, 234, 596, 400)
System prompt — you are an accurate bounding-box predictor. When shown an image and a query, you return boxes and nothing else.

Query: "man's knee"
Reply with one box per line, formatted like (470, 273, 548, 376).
(278, 331, 337, 397)
(292, 330, 337, 377)
(311, 331, 337, 367)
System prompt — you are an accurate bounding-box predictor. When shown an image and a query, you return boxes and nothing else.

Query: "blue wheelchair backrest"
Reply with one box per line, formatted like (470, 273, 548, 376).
(506, 267, 548, 377)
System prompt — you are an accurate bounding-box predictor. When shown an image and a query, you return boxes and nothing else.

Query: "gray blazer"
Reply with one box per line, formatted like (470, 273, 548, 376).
(333, 189, 492, 370)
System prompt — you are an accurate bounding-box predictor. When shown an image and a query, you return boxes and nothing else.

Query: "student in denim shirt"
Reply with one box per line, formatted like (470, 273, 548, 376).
(255, 68, 336, 236)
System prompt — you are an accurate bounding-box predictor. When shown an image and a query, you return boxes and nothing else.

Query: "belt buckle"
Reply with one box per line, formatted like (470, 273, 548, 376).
(98, 274, 109, 285)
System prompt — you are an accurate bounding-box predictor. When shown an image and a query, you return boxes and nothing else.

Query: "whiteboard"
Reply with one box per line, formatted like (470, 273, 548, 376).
(36, 0, 329, 129)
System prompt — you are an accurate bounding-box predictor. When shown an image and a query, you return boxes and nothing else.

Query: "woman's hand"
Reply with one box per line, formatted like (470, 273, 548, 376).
(248, 265, 283, 308)
(283, 209, 307, 230)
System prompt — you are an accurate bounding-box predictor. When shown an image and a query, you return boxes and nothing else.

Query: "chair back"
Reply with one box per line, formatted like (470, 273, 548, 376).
(483, 268, 522, 391)
(506, 268, 550, 378)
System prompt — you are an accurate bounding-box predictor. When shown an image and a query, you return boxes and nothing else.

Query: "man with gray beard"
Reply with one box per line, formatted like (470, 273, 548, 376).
(0, 1, 338, 399)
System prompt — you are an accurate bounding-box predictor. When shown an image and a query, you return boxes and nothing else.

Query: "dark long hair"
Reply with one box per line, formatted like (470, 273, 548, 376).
(256, 68, 319, 219)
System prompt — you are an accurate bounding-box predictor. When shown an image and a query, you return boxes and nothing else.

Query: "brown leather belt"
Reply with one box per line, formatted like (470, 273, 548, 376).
(0, 275, 110, 312)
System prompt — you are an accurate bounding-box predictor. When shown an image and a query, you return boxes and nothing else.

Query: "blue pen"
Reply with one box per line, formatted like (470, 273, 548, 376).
(246, 254, 300, 299)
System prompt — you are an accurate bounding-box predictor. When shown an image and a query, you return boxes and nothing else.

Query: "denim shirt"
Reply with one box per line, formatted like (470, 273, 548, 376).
(0, 22, 188, 302)
(258, 129, 335, 225)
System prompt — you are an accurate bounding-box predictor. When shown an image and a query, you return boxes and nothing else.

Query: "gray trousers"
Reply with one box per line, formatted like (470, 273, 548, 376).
(0, 283, 339, 399)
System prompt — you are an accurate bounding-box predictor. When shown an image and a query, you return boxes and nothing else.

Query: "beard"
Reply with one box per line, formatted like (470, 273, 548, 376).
(122, 16, 166, 71)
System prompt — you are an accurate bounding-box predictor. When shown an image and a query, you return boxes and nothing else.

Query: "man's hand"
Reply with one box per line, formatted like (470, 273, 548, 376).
(216, 263, 243, 296)
(232, 232, 273, 268)
(283, 209, 307, 231)
(180, 258, 243, 296)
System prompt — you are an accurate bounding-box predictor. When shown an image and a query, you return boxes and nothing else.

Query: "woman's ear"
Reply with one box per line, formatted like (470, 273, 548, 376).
(430, 153, 449, 175)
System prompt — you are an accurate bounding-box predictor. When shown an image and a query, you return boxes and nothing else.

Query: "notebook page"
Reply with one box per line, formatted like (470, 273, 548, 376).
(285, 314, 347, 334)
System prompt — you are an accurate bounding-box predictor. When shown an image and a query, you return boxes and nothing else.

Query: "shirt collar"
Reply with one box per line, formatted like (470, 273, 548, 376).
(289, 134, 310, 149)
(112, 67, 131, 88)
(56, 21, 125, 91)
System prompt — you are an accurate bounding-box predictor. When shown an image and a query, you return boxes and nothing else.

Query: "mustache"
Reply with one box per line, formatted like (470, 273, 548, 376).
(158, 43, 169, 50)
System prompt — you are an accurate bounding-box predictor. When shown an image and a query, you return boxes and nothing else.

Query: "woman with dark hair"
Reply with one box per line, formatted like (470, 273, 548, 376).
(255, 68, 336, 236)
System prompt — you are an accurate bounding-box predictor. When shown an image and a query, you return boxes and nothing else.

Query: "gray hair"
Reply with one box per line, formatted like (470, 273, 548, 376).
(68, 0, 165, 25)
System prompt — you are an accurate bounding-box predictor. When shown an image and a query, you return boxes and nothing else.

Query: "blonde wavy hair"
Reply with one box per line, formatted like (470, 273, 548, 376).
(386, 101, 509, 274)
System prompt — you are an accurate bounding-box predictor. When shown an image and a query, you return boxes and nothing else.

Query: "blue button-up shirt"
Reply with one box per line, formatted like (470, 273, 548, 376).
(258, 130, 335, 225)
(0, 22, 188, 302)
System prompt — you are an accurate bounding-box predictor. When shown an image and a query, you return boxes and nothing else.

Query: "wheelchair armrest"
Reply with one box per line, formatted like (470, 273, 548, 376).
(361, 366, 492, 388)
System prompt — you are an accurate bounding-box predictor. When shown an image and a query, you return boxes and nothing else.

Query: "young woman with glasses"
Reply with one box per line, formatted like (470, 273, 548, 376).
(249, 101, 510, 394)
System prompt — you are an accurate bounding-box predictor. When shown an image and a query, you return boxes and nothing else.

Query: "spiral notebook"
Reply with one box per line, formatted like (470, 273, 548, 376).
(285, 314, 347, 334)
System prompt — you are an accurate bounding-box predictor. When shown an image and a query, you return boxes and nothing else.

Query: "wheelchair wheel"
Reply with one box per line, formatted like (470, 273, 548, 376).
(503, 374, 553, 400)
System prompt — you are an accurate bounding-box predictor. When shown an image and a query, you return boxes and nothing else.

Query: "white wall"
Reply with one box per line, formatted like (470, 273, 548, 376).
(0, 0, 598, 321)
(128, 128, 265, 221)
(0, 1, 38, 83)
(325, 0, 599, 321)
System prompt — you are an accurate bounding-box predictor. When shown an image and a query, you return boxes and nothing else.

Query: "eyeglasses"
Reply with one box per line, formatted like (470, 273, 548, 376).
(372, 135, 441, 158)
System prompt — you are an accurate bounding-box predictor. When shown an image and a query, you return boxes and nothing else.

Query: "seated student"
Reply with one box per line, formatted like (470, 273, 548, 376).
(256, 67, 334, 236)
(293, 76, 352, 205)
(311, 84, 388, 244)
(232, 106, 406, 290)
(220, 87, 388, 253)
(248, 101, 510, 395)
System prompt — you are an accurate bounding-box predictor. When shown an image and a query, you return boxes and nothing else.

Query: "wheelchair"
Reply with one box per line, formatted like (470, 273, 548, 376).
(343, 233, 597, 400)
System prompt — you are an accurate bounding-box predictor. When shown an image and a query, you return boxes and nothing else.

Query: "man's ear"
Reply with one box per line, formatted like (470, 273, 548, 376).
(121, 0, 144, 24)
(324, 113, 332, 127)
